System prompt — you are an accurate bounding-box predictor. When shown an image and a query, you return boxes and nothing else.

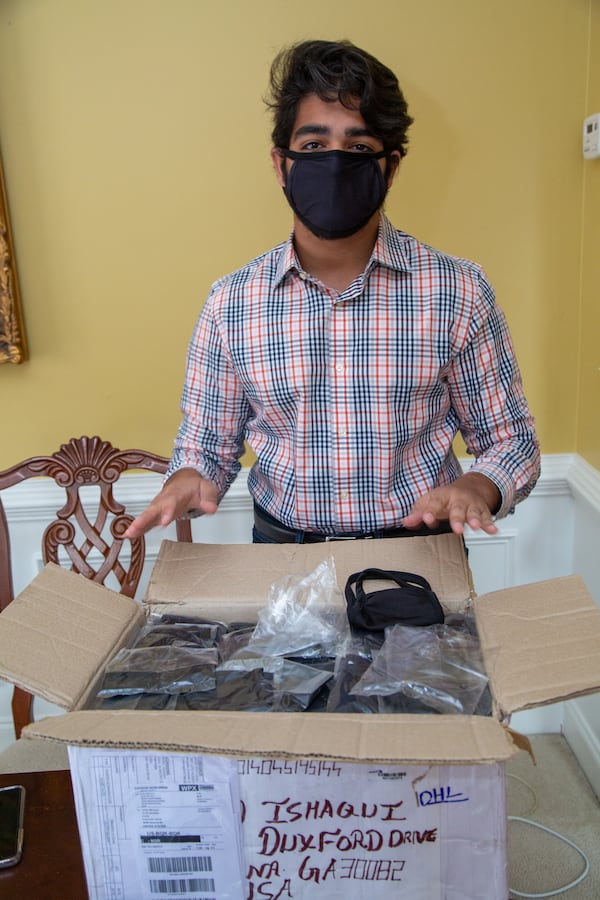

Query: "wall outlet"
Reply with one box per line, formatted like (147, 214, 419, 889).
(583, 113, 600, 159)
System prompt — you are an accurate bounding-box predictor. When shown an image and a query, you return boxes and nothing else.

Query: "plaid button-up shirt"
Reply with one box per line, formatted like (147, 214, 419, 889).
(168, 215, 540, 534)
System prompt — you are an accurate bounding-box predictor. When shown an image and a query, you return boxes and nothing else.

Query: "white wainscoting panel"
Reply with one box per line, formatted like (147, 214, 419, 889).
(568, 455, 600, 603)
(564, 694, 600, 799)
(464, 454, 574, 736)
(562, 455, 600, 796)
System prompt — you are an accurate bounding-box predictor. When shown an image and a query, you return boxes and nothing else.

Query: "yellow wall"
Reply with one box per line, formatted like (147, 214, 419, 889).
(578, 0, 600, 470)
(0, 0, 596, 470)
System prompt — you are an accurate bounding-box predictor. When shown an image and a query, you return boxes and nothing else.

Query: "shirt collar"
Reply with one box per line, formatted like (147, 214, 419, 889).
(370, 214, 413, 274)
(273, 214, 413, 287)
(273, 233, 299, 286)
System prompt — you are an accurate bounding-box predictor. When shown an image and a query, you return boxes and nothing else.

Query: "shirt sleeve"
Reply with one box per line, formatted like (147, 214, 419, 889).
(447, 272, 541, 519)
(165, 290, 251, 498)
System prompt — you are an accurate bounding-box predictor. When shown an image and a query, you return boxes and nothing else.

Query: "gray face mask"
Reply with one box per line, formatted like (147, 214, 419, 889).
(282, 149, 388, 239)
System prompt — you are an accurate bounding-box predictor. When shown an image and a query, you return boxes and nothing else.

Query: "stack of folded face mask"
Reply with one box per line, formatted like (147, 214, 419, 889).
(90, 565, 491, 718)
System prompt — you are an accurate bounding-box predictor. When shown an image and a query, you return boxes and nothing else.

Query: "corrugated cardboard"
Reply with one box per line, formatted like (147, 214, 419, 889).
(22, 708, 517, 765)
(145, 534, 474, 619)
(0, 565, 145, 709)
(0, 536, 599, 765)
(474, 575, 600, 717)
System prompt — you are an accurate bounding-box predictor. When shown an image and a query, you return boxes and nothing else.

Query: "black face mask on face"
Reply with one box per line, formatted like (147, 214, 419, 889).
(282, 149, 388, 240)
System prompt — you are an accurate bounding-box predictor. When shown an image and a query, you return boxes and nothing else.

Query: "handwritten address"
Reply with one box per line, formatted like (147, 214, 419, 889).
(240, 764, 465, 898)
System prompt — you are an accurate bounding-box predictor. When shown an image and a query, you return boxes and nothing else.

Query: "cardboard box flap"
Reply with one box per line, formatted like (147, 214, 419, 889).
(26, 708, 519, 765)
(475, 574, 600, 717)
(145, 534, 473, 620)
(0, 564, 145, 710)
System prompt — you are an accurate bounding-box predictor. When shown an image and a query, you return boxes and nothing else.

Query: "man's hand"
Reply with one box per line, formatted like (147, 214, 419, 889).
(402, 472, 501, 536)
(123, 468, 219, 539)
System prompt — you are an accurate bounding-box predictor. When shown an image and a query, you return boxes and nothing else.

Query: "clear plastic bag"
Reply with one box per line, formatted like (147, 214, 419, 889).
(218, 625, 256, 662)
(96, 646, 219, 697)
(349, 623, 489, 715)
(93, 692, 178, 711)
(325, 631, 385, 714)
(218, 656, 333, 711)
(153, 612, 228, 640)
(133, 622, 221, 649)
(240, 558, 351, 660)
(214, 666, 274, 711)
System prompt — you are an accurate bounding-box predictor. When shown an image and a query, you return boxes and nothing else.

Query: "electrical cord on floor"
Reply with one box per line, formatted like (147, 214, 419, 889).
(507, 773, 591, 898)
(508, 772, 539, 817)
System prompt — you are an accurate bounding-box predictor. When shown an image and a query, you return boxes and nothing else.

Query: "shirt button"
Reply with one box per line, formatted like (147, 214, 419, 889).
(340, 491, 348, 500)
(338, 427, 347, 437)
(335, 363, 344, 373)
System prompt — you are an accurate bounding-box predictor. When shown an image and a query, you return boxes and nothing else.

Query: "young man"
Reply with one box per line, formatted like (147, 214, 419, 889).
(125, 39, 540, 543)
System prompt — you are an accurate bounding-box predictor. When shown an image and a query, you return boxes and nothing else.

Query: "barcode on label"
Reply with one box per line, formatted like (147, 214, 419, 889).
(149, 876, 215, 894)
(148, 856, 213, 874)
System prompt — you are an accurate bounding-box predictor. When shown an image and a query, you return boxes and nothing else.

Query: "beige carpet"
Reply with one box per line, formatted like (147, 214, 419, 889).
(507, 734, 600, 899)
(0, 736, 70, 772)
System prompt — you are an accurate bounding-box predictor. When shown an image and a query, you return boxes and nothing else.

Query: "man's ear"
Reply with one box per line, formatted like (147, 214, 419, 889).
(271, 147, 287, 187)
(386, 151, 402, 188)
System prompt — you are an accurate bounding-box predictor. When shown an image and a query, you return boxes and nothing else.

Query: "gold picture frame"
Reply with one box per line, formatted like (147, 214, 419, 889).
(0, 153, 27, 364)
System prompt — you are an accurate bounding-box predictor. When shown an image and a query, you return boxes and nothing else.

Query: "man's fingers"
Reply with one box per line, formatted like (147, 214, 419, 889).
(404, 478, 499, 536)
(125, 504, 173, 539)
(401, 510, 422, 528)
(124, 513, 156, 540)
(124, 494, 182, 539)
(421, 510, 441, 528)
(404, 494, 446, 529)
(123, 472, 220, 540)
(466, 511, 498, 535)
(454, 503, 498, 535)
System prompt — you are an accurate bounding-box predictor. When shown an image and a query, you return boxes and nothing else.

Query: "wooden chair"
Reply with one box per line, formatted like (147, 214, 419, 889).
(0, 435, 192, 737)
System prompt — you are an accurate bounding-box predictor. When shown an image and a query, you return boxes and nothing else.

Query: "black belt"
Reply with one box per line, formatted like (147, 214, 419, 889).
(253, 504, 453, 544)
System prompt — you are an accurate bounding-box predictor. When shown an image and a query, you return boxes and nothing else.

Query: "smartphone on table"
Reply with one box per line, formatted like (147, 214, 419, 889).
(0, 784, 26, 868)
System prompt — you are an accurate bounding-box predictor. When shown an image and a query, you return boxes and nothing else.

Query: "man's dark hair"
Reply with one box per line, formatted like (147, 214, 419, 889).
(266, 39, 413, 157)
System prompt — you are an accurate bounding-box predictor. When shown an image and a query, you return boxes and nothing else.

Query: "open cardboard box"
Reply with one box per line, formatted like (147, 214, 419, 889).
(0, 532, 599, 762)
(1, 534, 600, 900)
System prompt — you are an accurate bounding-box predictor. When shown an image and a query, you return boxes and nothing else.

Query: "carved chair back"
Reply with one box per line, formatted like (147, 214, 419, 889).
(0, 436, 192, 737)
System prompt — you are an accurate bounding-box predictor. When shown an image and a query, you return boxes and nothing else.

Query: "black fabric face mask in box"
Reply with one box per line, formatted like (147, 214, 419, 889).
(345, 568, 444, 632)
